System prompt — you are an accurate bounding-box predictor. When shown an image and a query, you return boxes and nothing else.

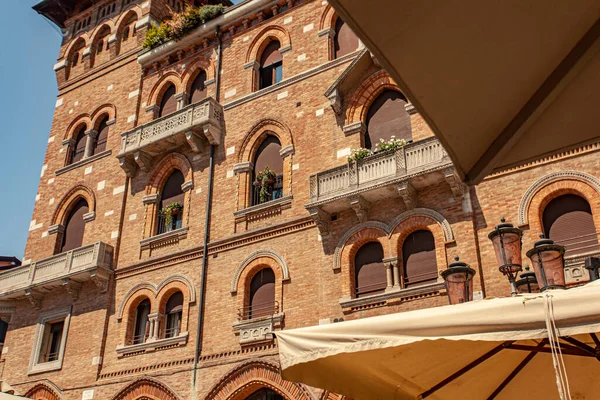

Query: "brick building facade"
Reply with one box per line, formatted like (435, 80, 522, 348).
(1, 0, 598, 399)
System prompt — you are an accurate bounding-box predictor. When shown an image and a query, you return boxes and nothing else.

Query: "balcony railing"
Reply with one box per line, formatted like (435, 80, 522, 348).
(237, 301, 279, 321)
(0, 242, 113, 300)
(117, 97, 224, 177)
(308, 137, 451, 205)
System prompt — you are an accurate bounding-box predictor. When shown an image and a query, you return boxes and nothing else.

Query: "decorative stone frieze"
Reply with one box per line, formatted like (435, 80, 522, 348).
(232, 313, 284, 345)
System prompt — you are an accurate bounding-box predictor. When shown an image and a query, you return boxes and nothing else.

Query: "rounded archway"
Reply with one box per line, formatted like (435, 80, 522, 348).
(111, 378, 180, 400)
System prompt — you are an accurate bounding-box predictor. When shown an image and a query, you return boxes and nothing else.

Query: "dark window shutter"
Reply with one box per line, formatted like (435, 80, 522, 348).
(71, 127, 87, 164)
(260, 41, 282, 66)
(259, 41, 282, 89)
(249, 268, 275, 318)
(0, 320, 7, 344)
(159, 84, 177, 117)
(61, 198, 88, 253)
(334, 17, 359, 59)
(165, 291, 183, 314)
(93, 117, 109, 154)
(543, 194, 599, 256)
(365, 90, 411, 149)
(402, 230, 438, 287)
(189, 70, 207, 104)
(253, 135, 283, 175)
(133, 299, 150, 344)
(354, 241, 386, 297)
(160, 170, 185, 209)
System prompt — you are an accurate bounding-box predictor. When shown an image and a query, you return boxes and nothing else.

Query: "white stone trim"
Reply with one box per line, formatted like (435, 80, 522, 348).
(53, 59, 67, 71)
(231, 250, 290, 294)
(28, 306, 72, 375)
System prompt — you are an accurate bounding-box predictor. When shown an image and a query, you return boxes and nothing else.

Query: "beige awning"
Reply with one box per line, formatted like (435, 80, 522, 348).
(327, 0, 600, 184)
(277, 281, 600, 399)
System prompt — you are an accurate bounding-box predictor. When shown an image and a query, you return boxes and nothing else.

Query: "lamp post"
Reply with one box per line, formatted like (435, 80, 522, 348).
(584, 256, 600, 282)
(515, 265, 539, 294)
(488, 218, 523, 296)
(441, 256, 476, 304)
(526, 234, 566, 291)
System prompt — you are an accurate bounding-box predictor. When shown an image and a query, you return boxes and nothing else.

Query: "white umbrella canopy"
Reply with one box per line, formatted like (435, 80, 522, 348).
(277, 281, 600, 400)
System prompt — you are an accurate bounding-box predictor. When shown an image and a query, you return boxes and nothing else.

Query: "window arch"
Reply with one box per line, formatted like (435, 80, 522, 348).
(402, 230, 438, 287)
(252, 135, 283, 205)
(542, 194, 599, 256)
(259, 40, 283, 90)
(60, 198, 89, 253)
(158, 170, 185, 234)
(246, 388, 284, 400)
(159, 84, 177, 117)
(132, 298, 151, 344)
(93, 25, 111, 66)
(70, 126, 87, 164)
(354, 241, 386, 297)
(164, 291, 183, 338)
(93, 116, 109, 155)
(334, 16, 359, 59)
(248, 268, 275, 319)
(188, 70, 207, 104)
(365, 90, 411, 149)
(118, 12, 138, 54)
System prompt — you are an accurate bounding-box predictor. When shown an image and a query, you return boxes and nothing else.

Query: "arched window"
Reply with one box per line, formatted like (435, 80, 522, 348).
(159, 84, 177, 117)
(60, 198, 89, 253)
(259, 40, 283, 90)
(354, 241, 386, 297)
(402, 230, 438, 287)
(94, 26, 111, 62)
(132, 299, 150, 344)
(93, 116, 109, 155)
(158, 170, 185, 234)
(70, 126, 87, 164)
(188, 70, 207, 104)
(97, 40, 104, 54)
(334, 17, 359, 59)
(543, 194, 599, 256)
(165, 291, 183, 338)
(365, 90, 411, 149)
(249, 268, 275, 319)
(119, 13, 138, 53)
(252, 135, 283, 205)
(72, 51, 80, 67)
(246, 388, 284, 400)
(122, 26, 130, 41)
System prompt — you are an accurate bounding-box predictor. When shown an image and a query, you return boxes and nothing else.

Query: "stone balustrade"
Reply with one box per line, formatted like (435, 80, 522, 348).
(117, 97, 224, 177)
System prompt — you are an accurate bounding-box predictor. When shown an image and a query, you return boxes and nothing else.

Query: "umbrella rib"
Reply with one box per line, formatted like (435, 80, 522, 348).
(560, 336, 598, 358)
(486, 339, 547, 400)
(590, 333, 600, 349)
(417, 341, 514, 399)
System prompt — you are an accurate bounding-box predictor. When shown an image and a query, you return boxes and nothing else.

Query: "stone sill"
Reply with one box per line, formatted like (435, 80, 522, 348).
(234, 196, 293, 219)
(233, 313, 285, 345)
(55, 150, 112, 176)
(28, 359, 62, 375)
(140, 227, 189, 250)
(116, 332, 188, 358)
(340, 282, 446, 312)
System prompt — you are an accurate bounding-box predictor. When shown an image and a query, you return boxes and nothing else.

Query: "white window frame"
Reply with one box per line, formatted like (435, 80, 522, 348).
(28, 306, 72, 375)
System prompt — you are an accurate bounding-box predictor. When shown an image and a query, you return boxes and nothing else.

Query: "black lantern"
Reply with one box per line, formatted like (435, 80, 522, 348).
(584, 257, 600, 282)
(526, 234, 566, 291)
(441, 256, 476, 305)
(515, 265, 539, 294)
(488, 218, 523, 296)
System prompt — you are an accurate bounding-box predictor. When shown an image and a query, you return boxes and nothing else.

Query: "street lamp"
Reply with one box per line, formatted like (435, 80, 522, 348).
(488, 218, 523, 296)
(441, 256, 476, 304)
(515, 265, 539, 294)
(584, 256, 600, 282)
(526, 234, 566, 291)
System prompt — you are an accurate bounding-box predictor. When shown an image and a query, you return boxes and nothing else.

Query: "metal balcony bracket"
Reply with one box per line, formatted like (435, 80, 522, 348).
(25, 289, 43, 310)
(308, 206, 331, 237)
(62, 278, 82, 301)
(444, 167, 466, 199)
(185, 131, 204, 153)
(349, 195, 371, 223)
(397, 181, 418, 209)
(90, 269, 111, 294)
(119, 157, 138, 178)
(134, 151, 153, 173)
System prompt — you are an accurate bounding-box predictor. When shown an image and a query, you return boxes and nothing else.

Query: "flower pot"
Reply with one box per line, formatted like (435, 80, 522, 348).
(265, 178, 276, 185)
(170, 208, 181, 216)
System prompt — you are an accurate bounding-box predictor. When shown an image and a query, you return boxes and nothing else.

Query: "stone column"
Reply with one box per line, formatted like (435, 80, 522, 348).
(383, 257, 399, 291)
(84, 129, 98, 158)
(147, 312, 164, 341)
(174, 92, 189, 110)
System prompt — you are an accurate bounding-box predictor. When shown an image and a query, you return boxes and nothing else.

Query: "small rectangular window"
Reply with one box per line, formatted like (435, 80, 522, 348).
(28, 306, 71, 375)
(39, 321, 64, 363)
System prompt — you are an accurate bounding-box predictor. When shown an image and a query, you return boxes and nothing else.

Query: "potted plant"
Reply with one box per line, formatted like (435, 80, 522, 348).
(160, 201, 183, 229)
(253, 166, 277, 203)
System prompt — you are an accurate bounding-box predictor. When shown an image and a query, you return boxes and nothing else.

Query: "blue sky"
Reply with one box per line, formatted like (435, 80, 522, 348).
(0, 2, 60, 258)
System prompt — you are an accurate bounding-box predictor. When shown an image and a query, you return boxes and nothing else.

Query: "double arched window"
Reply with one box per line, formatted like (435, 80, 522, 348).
(165, 291, 183, 338)
(159, 84, 177, 118)
(402, 230, 438, 287)
(542, 194, 599, 257)
(259, 40, 283, 90)
(248, 268, 276, 319)
(132, 298, 151, 344)
(354, 242, 386, 297)
(365, 90, 411, 149)
(93, 116, 109, 155)
(60, 198, 89, 253)
(70, 126, 87, 164)
(252, 135, 283, 205)
(334, 17, 359, 59)
(158, 170, 185, 234)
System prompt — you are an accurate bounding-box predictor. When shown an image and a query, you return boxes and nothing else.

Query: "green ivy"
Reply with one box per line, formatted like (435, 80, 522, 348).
(160, 201, 183, 228)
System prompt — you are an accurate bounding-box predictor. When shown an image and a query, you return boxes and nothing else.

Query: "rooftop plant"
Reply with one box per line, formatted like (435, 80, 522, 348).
(143, 4, 226, 50)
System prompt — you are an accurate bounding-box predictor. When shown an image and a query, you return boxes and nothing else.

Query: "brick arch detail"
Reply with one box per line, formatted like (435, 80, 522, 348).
(245, 25, 292, 64)
(334, 221, 391, 270)
(111, 377, 181, 400)
(89, 22, 115, 44)
(24, 382, 62, 400)
(518, 171, 600, 227)
(345, 70, 403, 126)
(63, 36, 88, 63)
(146, 153, 193, 195)
(90, 103, 117, 130)
(181, 56, 216, 94)
(205, 360, 316, 400)
(52, 184, 96, 226)
(319, 4, 337, 30)
(389, 208, 454, 243)
(115, 8, 142, 32)
(147, 72, 183, 107)
(64, 114, 92, 140)
(238, 118, 294, 163)
(320, 392, 351, 400)
(231, 250, 290, 294)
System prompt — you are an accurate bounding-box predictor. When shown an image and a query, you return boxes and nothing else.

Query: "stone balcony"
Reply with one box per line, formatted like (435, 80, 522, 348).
(306, 137, 460, 235)
(0, 242, 113, 308)
(117, 97, 224, 177)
